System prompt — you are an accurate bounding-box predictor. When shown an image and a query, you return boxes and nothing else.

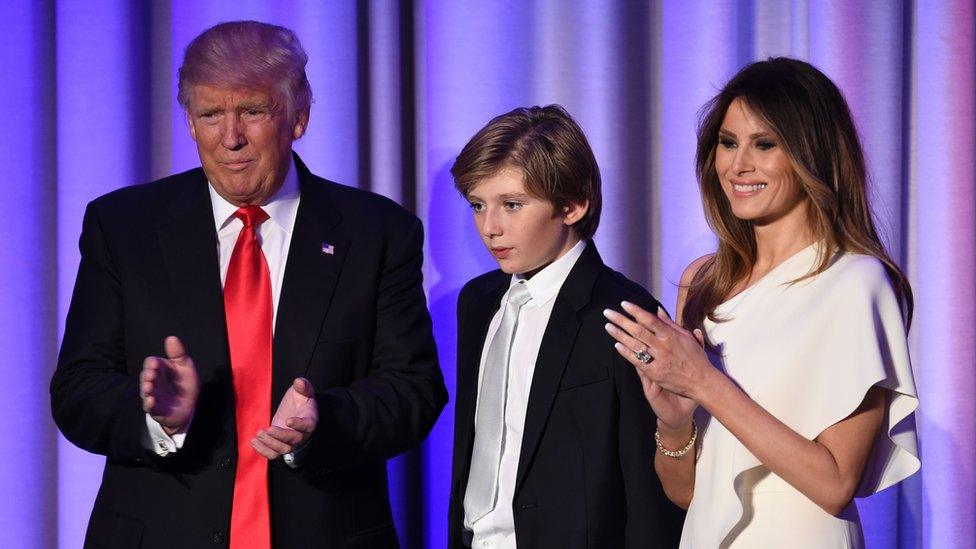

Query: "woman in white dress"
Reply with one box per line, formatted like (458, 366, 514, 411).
(604, 58, 919, 548)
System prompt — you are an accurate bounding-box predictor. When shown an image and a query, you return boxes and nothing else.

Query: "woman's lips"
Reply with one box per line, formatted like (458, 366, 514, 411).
(731, 181, 767, 198)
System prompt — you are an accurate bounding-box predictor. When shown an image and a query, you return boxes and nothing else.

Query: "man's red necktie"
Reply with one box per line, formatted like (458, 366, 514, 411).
(224, 206, 273, 549)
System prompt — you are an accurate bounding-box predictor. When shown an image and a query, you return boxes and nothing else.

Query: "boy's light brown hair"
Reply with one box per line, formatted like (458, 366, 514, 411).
(451, 105, 602, 240)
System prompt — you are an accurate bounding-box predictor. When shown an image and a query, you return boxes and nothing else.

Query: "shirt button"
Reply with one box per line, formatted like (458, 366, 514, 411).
(220, 457, 232, 469)
(211, 531, 225, 544)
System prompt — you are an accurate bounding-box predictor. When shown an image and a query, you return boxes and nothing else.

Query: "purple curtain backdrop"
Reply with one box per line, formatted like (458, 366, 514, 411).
(2, 1, 972, 547)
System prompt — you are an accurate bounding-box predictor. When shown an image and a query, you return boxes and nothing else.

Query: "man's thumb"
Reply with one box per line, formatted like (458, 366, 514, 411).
(164, 336, 188, 362)
(293, 377, 315, 398)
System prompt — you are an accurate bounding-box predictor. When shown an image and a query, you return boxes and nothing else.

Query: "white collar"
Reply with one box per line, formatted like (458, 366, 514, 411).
(510, 239, 587, 306)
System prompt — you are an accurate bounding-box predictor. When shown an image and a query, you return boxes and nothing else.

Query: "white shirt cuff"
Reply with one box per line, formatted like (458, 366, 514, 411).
(142, 414, 189, 456)
(282, 437, 311, 469)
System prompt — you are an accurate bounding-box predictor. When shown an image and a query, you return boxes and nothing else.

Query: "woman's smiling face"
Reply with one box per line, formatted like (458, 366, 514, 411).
(714, 98, 807, 226)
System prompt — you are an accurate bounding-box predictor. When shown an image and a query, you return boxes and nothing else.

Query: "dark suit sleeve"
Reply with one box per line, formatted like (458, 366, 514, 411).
(308, 215, 447, 466)
(616, 295, 685, 547)
(50, 202, 148, 462)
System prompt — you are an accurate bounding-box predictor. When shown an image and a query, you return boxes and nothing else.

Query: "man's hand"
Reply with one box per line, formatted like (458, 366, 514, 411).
(252, 377, 318, 460)
(140, 336, 200, 436)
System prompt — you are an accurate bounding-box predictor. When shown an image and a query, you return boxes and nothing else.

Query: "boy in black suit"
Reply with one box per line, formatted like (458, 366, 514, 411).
(448, 105, 683, 548)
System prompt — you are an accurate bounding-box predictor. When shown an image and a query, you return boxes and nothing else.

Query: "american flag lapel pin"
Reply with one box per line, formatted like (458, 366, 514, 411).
(321, 241, 335, 255)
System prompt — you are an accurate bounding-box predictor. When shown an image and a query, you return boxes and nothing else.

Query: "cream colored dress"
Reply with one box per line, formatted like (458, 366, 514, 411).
(680, 245, 920, 548)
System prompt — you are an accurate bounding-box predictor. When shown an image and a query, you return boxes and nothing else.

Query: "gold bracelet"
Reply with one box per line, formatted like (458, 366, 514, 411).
(654, 420, 697, 458)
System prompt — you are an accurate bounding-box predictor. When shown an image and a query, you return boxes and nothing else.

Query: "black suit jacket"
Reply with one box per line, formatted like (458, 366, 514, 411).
(448, 243, 683, 548)
(51, 154, 447, 548)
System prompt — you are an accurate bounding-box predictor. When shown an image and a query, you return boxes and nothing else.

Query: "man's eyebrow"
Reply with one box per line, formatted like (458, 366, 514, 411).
(238, 101, 273, 110)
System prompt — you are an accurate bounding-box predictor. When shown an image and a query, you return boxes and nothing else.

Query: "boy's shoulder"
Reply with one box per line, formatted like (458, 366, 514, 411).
(590, 264, 664, 315)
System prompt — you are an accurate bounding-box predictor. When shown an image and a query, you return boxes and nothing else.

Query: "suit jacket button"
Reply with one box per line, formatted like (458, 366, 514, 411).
(220, 457, 232, 469)
(211, 531, 225, 544)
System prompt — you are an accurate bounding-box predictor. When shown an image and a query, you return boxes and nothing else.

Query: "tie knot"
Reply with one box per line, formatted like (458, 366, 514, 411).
(234, 206, 269, 228)
(507, 282, 532, 307)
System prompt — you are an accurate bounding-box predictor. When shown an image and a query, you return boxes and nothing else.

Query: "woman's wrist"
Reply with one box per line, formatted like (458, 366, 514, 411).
(655, 419, 698, 458)
(692, 360, 727, 408)
(656, 418, 694, 447)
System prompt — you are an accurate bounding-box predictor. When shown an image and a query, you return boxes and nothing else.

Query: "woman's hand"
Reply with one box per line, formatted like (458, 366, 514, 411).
(604, 301, 713, 429)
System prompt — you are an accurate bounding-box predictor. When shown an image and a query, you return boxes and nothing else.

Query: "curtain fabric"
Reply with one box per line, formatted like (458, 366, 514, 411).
(1, 1, 971, 547)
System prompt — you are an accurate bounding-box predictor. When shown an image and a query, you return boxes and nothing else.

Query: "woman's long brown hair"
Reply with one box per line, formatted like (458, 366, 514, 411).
(683, 58, 913, 334)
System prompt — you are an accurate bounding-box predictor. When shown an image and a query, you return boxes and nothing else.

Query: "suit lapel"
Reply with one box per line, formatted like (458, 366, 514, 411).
(271, 156, 348, 401)
(155, 171, 229, 375)
(454, 273, 509, 495)
(514, 243, 604, 495)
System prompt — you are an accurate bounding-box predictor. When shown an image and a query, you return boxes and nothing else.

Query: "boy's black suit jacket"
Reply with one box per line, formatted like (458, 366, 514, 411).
(448, 242, 684, 548)
(51, 154, 447, 548)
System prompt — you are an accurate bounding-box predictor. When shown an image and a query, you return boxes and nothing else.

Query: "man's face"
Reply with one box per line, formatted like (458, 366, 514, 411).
(465, 166, 587, 278)
(186, 85, 309, 206)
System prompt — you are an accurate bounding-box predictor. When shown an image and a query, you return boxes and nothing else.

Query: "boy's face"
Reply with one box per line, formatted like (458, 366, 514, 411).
(466, 166, 587, 278)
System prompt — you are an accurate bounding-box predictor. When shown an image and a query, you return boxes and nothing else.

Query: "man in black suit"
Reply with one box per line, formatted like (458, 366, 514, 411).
(447, 105, 684, 548)
(51, 21, 446, 548)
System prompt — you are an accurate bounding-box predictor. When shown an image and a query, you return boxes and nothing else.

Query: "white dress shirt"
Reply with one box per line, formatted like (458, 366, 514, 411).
(465, 240, 586, 548)
(143, 159, 301, 456)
